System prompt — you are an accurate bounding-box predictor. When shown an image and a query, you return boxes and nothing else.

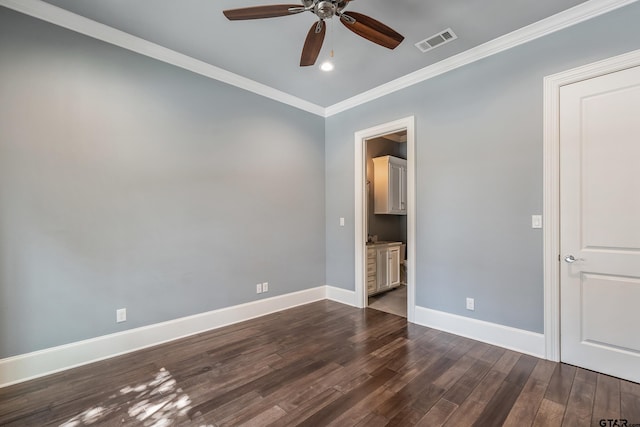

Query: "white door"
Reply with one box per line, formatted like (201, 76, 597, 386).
(560, 65, 640, 383)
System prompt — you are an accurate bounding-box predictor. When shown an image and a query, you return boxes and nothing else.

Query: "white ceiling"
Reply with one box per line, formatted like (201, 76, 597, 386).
(17, 0, 603, 107)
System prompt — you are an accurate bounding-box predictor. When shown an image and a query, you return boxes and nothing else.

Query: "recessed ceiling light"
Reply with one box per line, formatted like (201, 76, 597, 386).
(320, 61, 334, 72)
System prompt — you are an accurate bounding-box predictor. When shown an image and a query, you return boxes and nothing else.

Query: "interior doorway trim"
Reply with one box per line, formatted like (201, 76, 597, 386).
(354, 116, 416, 322)
(543, 48, 640, 362)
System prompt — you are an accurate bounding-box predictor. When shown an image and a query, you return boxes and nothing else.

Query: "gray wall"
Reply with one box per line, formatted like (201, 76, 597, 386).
(3, 2, 640, 359)
(0, 7, 325, 358)
(325, 2, 640, 333)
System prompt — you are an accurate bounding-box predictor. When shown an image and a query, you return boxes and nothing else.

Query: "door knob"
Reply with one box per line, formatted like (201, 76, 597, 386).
(564, 255, 577, 263)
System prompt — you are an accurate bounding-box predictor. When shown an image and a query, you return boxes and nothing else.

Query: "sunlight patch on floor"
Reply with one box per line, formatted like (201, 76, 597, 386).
(59, 367, 211, 427)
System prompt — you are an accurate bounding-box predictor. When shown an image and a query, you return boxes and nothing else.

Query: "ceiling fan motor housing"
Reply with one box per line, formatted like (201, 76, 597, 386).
(314, 1, 337, 19)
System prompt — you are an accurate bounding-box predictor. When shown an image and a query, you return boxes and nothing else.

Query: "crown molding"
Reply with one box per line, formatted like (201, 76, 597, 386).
(1, 0, 637, 118)
(324, 0, 639, 117)
(0, 0, 326, 117)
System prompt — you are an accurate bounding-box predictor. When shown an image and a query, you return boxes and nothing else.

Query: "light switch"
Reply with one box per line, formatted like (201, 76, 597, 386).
(531, 215, 542, 229)
(339, 217, 345, 226)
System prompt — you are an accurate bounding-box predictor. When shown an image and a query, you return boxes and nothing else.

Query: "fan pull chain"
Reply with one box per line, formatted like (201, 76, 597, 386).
(330, 18, 334, 58)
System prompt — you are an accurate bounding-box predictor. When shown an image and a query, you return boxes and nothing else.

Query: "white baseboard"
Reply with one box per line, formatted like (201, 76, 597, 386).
(0, 291, 547, 388)
(0, 286, 326, 388)
(414, 306, 545, 358)
(325, 285, 357, 307)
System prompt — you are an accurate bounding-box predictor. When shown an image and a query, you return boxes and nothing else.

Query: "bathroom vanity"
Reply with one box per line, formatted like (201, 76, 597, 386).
(366, 241, 403, 296)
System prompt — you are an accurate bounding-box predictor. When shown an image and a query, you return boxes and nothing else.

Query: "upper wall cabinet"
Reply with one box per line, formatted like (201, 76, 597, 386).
(373, 155, 407, 215)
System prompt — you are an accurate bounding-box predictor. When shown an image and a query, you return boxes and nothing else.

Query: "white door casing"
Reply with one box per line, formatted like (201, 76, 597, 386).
(559, 65, 640, 383)
(354, 116, 416, 322)
(544, 50, 640, 381)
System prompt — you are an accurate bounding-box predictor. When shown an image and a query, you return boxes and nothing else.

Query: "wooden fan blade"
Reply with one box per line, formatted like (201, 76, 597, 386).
(340, 11, 404, 49)
(300, 21, 326, 66)
(223, 4, 303, 20)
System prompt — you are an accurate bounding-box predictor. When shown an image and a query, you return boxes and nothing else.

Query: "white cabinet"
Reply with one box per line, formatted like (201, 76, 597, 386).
(367, 248, 377, 295)
(367, 242, 402, 296)
(387, 246, 401, 288)
(373, 155, 407, 215)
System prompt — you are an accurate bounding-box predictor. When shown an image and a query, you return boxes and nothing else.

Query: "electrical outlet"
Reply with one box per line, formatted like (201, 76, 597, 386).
(262, 282, 269, 292)
(339, 217, 345, 226)
(116, 308, 127, 323)
(256, 283, 262, 294)
(466, 298, 475, 311)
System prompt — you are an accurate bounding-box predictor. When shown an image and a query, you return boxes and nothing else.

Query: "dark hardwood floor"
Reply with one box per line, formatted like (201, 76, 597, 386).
(1, 300, 639, 426)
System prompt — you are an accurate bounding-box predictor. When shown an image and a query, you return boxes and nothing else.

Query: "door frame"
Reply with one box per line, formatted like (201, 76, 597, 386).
(542, 48, 640, 361)
(354, 116, 416, 322)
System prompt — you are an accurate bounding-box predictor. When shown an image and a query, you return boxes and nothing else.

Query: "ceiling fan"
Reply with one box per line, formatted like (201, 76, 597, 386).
(223, 0, 404, 67)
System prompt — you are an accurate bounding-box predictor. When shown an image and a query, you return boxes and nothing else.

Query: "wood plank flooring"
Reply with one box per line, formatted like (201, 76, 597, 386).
(1, 300, 639, 426)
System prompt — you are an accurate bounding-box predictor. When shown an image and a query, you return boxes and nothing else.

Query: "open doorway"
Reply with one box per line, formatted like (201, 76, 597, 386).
(354, 116, 415, 322)
(365, 132, 408, 317)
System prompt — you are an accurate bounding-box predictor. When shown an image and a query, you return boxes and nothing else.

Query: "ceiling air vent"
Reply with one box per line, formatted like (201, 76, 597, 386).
(415, 28, 457, 53)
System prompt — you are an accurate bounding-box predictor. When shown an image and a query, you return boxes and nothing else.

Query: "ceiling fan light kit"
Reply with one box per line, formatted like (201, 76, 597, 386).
(223, 0, 405, 67)
(320, 61, 334, 71)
